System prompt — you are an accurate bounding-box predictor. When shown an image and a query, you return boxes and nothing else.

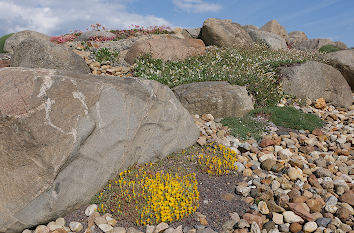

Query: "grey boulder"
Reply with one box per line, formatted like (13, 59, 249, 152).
(246, 29, 287, 50)
(293, 38, 335, 51)
(279, 61, 352, 107)
(3, 30, 50, 54)
(184, 28, 201, 39)
(325, 49, 354, 90)
(11, 38, 90, 74)
(260, 19, 289, 42)
(201, 18, 253, 48)
(75, 30, 116, 41)
(0, 67, 199, 233)
(288, 31, 308, 44)
(173, 81, 254, 118)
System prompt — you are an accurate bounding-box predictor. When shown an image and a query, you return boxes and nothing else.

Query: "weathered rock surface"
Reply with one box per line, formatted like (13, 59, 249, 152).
(293, 38, 336, 51)
(334, 41, 347, 50)
(242, 25, 259, 31)
(75, 31, 116, 41)
(325, 49, 354, 90)
(279, 61, 352, 107)
(124, 37, 205, 65)
(246, 29, 287, 50)
(260, 19, 288, 42)
(184, 28, 201, 38)
(0, 67, 199, 233)
(288, 31, 308, 44)
(3, 30, 50, 54)
(201, 18, 253, 48)
(11, 38, 90, 74)
(173, 81, 254, 118)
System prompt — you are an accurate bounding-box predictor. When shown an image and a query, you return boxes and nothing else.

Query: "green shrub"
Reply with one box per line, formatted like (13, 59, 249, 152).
(319, 44, 341, 53)
(95, 47, 119, 63)
(0, 33, 14, 53)
(133, 45, 325, 107)
(249, 106, 324, 131)
(221, 116, 267, 140)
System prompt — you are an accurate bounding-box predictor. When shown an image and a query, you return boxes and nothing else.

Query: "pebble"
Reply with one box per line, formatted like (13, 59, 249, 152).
(283, 211, 304, 223)
(303, 221, 317, 232)
(85, 204, 98, 216)
(69, 222, 83, 232)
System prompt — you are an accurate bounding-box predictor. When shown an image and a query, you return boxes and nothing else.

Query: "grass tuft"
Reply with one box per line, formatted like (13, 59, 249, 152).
(319, 44, 341, 53)
(221, 116, 267, 140)
(249, 106, 324, 131)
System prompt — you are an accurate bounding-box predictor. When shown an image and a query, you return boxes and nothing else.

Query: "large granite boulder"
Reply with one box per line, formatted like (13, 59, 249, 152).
(260, 19, 289, 42)
(184, 28, 201, 39)
(293, 38, 336, 51)
(75, 30, 116, 41)
(325, 49, 354, 90)
(288, 31, 308, 44)
(201, 18, 253, 48)
(279, 61, 352, 107)
(125, 37, 206, 65)
(334, 41, 348, 50)
(173, 81, 254, 118)
(246, 29, 287, 50)
(11, 38, 90, 74)
(242, 25, 259, 31)
(3, 30, 50, 54)
(0, 67, 199, 233)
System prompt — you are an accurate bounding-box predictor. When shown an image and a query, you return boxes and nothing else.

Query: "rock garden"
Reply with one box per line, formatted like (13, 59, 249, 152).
(0, 19, 353, 233)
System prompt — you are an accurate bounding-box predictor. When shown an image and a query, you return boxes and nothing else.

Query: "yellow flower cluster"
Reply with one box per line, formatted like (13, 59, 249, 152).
(95, 163, 199, 226)
(191, 144, 238, 175)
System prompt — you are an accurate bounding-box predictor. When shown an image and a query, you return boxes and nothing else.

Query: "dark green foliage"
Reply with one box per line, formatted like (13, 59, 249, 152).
(250, 106, 324, 131)
(0, 33, 14, 53)
(95, 47, 119, 63)
(221, 116, 266, 140)
(319, 45, 341, 53)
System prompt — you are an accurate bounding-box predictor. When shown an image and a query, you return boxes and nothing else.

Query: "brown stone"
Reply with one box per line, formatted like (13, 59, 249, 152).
(315, 98, 327, 109)
(0, 60, 10, 68)
(308, 174, 322, 189)
(125, 37, 206, 65)
(242, 213, 265, 228)
(306, 198, 325, 213)
(289, 222, 302, 233)
(288, 203, 314, 221)
(312, 128, 323, 136)
(293, 196, 309, 203)
(50, 229, 68, 233)
(339, 190, 354, 206)
(336, 207, 351, 221)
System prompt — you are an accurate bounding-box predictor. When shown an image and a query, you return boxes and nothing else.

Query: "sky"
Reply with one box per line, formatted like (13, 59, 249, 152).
(0, 0, 353, 47)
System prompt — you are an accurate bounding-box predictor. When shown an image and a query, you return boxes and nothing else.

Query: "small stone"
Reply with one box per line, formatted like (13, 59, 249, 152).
(69, 222, 83, 232)
(306, 198, 325, 213)
(229, 212, 240, 222)
(197, 137, 207, 146)
(339, 190, 354, 206)
(47, 222, 61, 231)
(279, 224, 289, 233)
(236, 219, 250, 229)
(315, 98, 326, 109)
(155, 222, 169, 233)
(111, 227, 127, 233)
(289, 222, 302, 233)
(271, 180, 281, 191)
(314, 168, 333, 178)
(250, 222, 261, 233)
(261, 159, 276, 171)
(94, 216, 107, 225)
(242, 213, 264, 228)
(316, 218, 331, 228)
(34, 226, 49, 233)
(278, 148, 293, 159)
(98, 224, 113, 232)
(325, 196, 338, 206)
(222, 219, 238, 231)
(288, 167, 303, 181)
(243, 168, 253, 176)
(335, 207, 351, 221)
(146, 225, 155, 233)
(288, 203, 314, 221)
(273, 212, 284, 225)
(303, 221, 317, 232)
(258, 201, 269, 215)
(127, 227, 143, 233)
(263, 221, 275, 232)
(105, 215, 118, 226)
(22, 230, 32, 233)
(85, 204, 98, 216)
(283, 211, 304, 223)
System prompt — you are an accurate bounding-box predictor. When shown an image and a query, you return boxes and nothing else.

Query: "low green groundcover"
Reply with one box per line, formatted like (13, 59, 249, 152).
(319, 44, 340, 53)
(221, 116, 266, 140)
(0, 33, 13, 53)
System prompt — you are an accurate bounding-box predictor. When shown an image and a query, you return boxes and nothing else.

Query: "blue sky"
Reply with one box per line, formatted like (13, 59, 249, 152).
(0, 0, 353, 47)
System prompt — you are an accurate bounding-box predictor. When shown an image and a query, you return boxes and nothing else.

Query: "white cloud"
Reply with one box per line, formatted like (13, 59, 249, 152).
(173, 0, 222, 13)
(0, 0, 171, 36)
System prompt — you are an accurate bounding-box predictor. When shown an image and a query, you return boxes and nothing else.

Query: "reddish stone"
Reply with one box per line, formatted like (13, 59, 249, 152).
(339, 190, 354, 206)
(308, 174, 322, 189)
(0, 60, 10, 68)
(312, 128, 323, 136)
(289, 222, 302, 233)
(288, 203, 314, 221)
(242, 213, 265, 228)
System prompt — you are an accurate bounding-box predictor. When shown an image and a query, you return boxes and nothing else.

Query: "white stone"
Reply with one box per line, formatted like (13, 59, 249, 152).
(47, 221, 62, 231)
(154, 222, 169, 233)
(34, 225, 48, 233)
(98, 224, 113, 232)
(69, 222, 83, 232)
(303, 221, 318, 232)
(146, 225, 155, 233)
(288, 167, 303, 181)
(278, 148, 292, 159)
(258, 201, 269, 214)
(85, 204, 98, 216)
(55, 217, 66, 227)
(250, 222, 261, 233)
(272, 212, 284, 225)
(259, 153, 276, 162)
(22, 230, 32, 233)
(111, 227, 127, 233)
(283, 211, 304, 223)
